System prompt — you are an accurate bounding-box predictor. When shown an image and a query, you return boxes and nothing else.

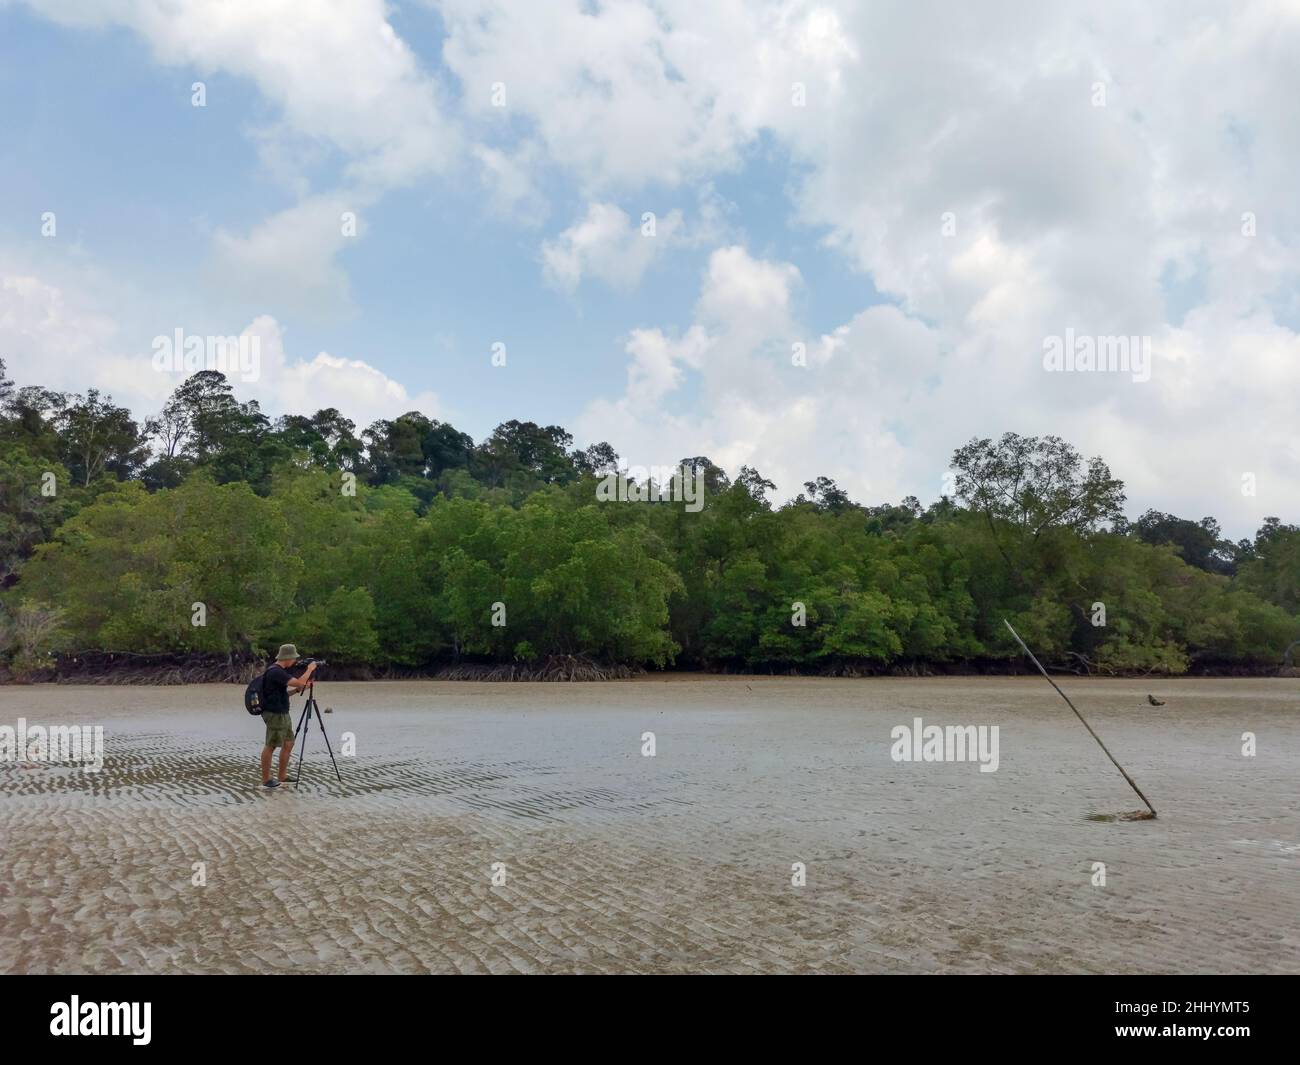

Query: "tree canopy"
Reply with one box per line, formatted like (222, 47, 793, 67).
(1, 364, 1296, 676)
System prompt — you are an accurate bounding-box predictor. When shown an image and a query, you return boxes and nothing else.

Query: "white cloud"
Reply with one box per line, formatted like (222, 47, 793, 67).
(540, 185, 734, 291)
(238, 315, 441, 428)
(697, 244, 799, 334)
(0, 268, 438, 434)
(11, 1, 1300, 532)
(18, 0, 460, 322)
(623, 325, 711, 405)
(0, 274, 119, 378)
(577, 246, 930, 500)
(438, 0, 855, 191)
(578, 238, 1300, 533)
(541, 203, 684, 292)
(23, 0, 459, 189)
(472, 142, 548, 222)
(208, 194, 364, 318)
(540, 1, 1300, 533)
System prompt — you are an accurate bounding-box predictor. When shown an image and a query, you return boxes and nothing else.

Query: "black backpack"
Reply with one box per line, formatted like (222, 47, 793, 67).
(244, 670, 268, 715)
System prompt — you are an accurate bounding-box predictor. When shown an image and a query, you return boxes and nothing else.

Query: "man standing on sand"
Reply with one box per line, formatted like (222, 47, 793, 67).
(259, 644, 317, 789)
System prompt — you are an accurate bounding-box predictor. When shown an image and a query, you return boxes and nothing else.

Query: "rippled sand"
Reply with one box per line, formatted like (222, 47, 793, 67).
(1, 676, 1297, 973)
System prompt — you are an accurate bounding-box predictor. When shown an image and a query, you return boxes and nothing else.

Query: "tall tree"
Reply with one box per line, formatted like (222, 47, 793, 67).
(1237, 518, 1300, 614)
(167, 371, 242, 461)
(362, 413, 431, 484)
(146, 393, 191, 459)
(678, 456, 730, 495)
(796, 476, 854, 513)
(952, 432, 1126, 551)
(573, 441, 620, 476)
(52, 389, 149, 485)
(0, 447, 75, 588)
(735, 465, 775, 505)
(474, 421, 576, 486)
(421, 420, 474, 478)
(1131, 510, 1236, 575)
(1, 384, 65, 461)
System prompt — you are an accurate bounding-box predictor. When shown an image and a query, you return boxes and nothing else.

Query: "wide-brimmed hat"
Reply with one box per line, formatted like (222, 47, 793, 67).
(275, 644, 301, 661)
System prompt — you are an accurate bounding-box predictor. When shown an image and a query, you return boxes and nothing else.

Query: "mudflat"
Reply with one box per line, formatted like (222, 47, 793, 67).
(1, 676, 1296, 974)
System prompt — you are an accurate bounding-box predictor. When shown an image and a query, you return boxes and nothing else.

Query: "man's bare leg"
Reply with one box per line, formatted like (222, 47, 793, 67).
(260, 744, 274, 783)
(277, 738, 295, 782)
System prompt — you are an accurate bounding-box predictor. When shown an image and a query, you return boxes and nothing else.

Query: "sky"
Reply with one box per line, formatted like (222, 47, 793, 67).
(1, 0, 1298, 537)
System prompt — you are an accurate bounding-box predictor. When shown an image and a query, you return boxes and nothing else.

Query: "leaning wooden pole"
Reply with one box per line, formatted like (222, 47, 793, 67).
(1003, 619, 1157, 818)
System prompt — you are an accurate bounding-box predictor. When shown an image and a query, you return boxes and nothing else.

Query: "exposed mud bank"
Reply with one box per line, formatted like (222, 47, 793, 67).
(3, 677, 1298, 974)
(0, 652, 1289, 685)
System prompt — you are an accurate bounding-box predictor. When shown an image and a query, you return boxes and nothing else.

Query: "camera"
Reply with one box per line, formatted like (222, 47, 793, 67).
(293, 657, 327, 675)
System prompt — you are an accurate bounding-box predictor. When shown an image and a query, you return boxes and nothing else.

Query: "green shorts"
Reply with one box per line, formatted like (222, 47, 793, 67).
(263, 712, 294, 748)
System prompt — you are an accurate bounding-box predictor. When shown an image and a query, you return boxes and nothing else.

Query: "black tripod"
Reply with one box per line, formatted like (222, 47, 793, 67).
(292, 679, 342, 787)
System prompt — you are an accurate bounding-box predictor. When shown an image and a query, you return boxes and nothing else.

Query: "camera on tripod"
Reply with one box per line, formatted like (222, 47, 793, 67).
(288, 658, 340, 787)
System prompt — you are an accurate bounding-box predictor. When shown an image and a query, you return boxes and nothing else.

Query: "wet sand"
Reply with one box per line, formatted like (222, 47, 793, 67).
(1, 676, 1297, 974)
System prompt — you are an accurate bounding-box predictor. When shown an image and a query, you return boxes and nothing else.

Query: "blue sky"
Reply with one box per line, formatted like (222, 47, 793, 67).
(0, 3, 873, 440)
(2, 1, 1298, 536)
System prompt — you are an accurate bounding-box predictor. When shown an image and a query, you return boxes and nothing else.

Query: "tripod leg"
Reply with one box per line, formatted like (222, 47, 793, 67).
(293, 701, 311, 789)
(312, 701, 343, 784)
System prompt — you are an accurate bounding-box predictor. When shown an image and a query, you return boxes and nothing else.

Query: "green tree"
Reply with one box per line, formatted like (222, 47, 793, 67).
(14, 475, 298, 656)
(0, 447, 76, 588)
(52, 388, 149, 485)
(1131, 509, 1236, 575)
(952, 432, 1126, 568)
(1237, 519, 1300, 614)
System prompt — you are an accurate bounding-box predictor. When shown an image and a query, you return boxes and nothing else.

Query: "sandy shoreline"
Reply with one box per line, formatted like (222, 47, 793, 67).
(2, 677, 1297, 973)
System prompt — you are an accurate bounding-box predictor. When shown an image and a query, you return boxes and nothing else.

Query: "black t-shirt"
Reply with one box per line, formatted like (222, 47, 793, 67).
(261, 664, 294, 715)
